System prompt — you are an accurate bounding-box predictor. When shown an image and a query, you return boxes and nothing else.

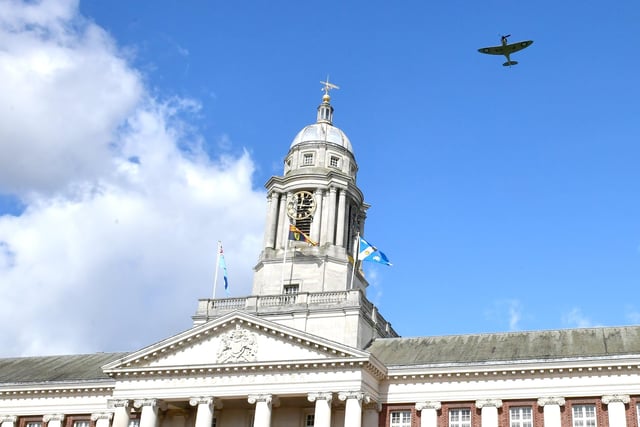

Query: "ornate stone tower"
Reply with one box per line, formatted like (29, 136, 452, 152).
(252, 80, 369, 296)
(194, 81, 398, 349)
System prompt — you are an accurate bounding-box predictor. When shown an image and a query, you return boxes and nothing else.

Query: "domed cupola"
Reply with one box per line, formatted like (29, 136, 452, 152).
(286, 79, 356, 178)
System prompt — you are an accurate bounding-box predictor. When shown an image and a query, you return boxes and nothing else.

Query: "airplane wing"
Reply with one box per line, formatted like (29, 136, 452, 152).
(478, 40, 533, 55)
(503, 40, 533, 54)
(478, 46, 505, 55)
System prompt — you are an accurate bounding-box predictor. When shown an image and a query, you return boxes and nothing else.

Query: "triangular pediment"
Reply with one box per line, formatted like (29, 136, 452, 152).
(103, 311, 371, 374)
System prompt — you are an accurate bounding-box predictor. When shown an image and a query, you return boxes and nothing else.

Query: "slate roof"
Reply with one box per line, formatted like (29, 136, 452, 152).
(366, 326, 640, 367)
(0, 352, 128, 384)
(2, 326, 640, 385)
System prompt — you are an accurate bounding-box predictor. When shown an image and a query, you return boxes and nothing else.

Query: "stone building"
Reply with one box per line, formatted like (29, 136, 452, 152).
(1, 85, 640, 427)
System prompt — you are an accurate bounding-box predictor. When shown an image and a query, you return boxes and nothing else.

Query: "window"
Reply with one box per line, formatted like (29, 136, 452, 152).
(329, 155, 340, 168)
(390, 410, 411, 427)
(283, 284, 299, 303)
(304, 414, 314, 427)
(572, 405, 596, 427)
(303, 153, 314, 166)
(20, 417, 42, 427)
(211, 417, 216, 427)
(449, 408, 471, 427)
(510, 407, 533, 427)
(128, 420, 140, 427)
(72, 422, 89, 427)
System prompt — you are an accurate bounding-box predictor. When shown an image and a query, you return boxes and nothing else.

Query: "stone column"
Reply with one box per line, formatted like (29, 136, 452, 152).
(602, 395, 630, 427)
(537, 397, 565, 427)
(109, 400, 131, 427)
(326, 187, 337, 245)
(311, 189, 323, 243)
(43, 415, 65, 427)
(0, 416, 17, 427)
(362, 396, 380, 427)
(338, 391, 364, 427)
(335, 189, 346, 247)
(416, 401, 441, 427)
(248, 394, 273, 427)
(134, 399, 164, 427)
(475, 399, 502, 427)
(264, 191, 280, 249)
(189, 397, 215, 427)
(91, 413, 113, 427)
(278, 193, 289, 249)
(308, 392, 333, 427)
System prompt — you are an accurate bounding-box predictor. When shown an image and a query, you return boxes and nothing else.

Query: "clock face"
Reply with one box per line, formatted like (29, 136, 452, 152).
(287, 190, 316, 220)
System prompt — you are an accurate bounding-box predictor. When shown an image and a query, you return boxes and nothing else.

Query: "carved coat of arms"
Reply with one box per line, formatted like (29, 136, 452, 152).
(217, 324, 258, 363)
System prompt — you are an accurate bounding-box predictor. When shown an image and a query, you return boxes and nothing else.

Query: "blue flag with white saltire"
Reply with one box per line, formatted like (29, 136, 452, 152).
(219, 244, 230, 295)
(358, 237, 392, 266)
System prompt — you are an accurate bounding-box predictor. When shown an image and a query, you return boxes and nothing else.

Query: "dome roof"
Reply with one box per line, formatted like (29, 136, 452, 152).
(290, 122, 353, 153)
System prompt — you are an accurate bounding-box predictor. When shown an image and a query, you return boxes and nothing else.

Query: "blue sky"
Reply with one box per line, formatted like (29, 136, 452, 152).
(0, 0, 638, 356)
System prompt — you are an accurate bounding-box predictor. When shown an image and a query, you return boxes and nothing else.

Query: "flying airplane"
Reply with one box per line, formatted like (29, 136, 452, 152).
(478, 35, 533, 66)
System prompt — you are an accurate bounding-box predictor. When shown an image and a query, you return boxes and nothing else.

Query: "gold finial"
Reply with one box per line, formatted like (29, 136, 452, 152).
(320, 76, 339, 102)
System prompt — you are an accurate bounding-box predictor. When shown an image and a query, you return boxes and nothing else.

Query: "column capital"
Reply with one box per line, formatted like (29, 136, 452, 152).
(537, 397, 566, 407)
(0, 416, 17, 423)
(307, 392, 333, 403)
(189, 397, 214, 407)
(248, 394, 274, 407)
(133, 399, 167, 410)
(416, 401, 441, 411)
(108, 399, 131, 409)
(90, 414, 113, 422)
(602, 394, 631, 405)
(475, 399, 502, 409)
(338, 391, 364, 402)
(43, 415, 65, 423)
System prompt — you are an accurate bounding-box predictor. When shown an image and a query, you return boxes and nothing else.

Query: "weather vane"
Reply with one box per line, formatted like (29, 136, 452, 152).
(320, 76, 339, 97)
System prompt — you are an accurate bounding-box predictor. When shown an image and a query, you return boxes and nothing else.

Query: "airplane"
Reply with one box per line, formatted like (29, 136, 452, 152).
(478, 34, 533, 66)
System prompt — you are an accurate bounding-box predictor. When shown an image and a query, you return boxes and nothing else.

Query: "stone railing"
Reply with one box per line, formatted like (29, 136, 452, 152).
(193, 290, 397, 337)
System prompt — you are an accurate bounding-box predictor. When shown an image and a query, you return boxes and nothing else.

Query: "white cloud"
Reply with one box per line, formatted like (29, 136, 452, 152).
(483, 298, 523, 331)
(561, 307, 594, 329)
(506, 299, 521, 331)
(0, 0, 265, 356)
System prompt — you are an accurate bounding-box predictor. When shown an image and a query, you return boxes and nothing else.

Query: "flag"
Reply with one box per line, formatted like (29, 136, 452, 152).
(218, 244, 230, 295)
(358, 237, 392, 266)
(288, 224, 318, 246)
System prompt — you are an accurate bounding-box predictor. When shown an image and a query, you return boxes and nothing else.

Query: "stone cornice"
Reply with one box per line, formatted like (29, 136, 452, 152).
(385, 360, 640, 383)
(106, 357, 386, 380)
(0, 385, 114, 398)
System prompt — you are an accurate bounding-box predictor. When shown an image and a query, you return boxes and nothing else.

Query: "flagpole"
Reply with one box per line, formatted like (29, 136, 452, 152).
(349, 232, 359, 290)
(281, 225, 290, 288)
(213, 240, 221, 299)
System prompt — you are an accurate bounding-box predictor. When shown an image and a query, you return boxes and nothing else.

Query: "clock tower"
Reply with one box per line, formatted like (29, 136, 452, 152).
(252, 81, 370, 296)
(195, 81, 398, 349)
